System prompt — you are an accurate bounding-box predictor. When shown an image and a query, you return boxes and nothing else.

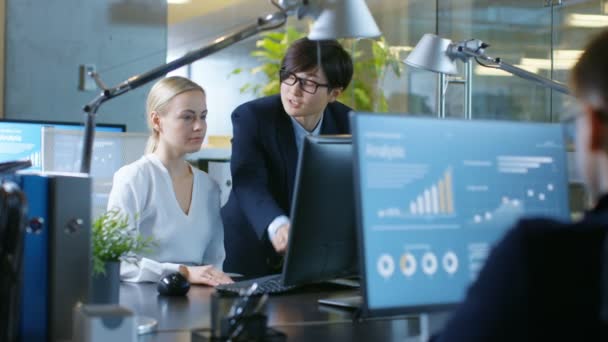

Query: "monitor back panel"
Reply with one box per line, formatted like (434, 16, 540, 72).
(282, 135, 358, 286)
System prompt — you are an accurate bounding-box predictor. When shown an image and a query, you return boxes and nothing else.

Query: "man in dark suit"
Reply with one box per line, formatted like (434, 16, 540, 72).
(221, 38, 353, 277)
(433, 30, 608, 341)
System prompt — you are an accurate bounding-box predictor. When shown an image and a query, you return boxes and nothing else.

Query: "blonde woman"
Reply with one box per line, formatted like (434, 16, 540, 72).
(107, 76, 232, 286)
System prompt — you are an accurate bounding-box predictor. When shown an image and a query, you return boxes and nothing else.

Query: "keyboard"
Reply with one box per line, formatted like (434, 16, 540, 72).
(216, 274, 297, 295)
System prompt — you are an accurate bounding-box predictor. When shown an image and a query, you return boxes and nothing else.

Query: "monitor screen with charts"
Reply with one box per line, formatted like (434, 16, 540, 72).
(0, 119, 125, 171)
(351, 113, 570, 316)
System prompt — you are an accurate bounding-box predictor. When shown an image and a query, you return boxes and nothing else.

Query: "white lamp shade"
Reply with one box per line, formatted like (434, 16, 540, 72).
(307, 0, 381, 40)
(404, 33, 458, 75)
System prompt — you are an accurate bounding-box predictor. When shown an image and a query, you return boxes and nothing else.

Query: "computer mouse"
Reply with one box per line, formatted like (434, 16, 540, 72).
(157, 272, 190, 296)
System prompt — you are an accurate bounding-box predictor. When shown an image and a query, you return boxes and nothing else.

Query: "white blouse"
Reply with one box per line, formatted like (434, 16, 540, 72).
(107, 154, 225, 282)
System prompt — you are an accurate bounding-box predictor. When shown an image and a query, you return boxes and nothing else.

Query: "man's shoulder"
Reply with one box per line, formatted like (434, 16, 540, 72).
(509, 215, 606, 250)
(516, 216, 570, 231)
(234, 95, 282, 115)
(322, 101, 352, 133)
(327, 100, 352, 117)
(517, 214, 606, 233)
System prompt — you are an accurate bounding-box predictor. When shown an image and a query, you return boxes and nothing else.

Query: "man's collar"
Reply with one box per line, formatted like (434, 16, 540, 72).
(290, 112, 325, 135)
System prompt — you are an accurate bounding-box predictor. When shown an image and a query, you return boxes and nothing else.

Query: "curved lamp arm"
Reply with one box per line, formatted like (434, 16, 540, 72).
(405, 34, 570, 120)
(80, 3, 291, 173)
(451, 39, 570, 95)
(80, 0, 381, 173)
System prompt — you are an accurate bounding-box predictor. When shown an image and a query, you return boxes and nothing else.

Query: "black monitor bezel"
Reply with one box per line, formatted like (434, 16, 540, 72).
(281, 134, 359, 287)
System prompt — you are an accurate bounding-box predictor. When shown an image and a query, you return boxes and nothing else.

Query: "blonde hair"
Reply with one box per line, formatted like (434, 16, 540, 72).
(145, 76, 205, 153)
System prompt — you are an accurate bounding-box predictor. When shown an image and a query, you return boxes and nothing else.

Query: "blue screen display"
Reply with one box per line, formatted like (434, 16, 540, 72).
(351, 114, 570, 313)
(0, 121, 123, 171)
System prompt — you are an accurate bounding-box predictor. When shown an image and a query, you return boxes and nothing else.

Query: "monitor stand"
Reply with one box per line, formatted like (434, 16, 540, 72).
(317, 295, 362, 310)
(323, 277, 360, 289)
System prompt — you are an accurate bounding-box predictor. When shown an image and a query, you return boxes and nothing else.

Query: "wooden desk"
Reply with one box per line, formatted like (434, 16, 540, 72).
(120, 282, 446, 341)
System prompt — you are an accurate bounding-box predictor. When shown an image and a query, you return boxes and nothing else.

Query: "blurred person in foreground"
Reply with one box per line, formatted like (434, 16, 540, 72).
(432, 30, 608, 341)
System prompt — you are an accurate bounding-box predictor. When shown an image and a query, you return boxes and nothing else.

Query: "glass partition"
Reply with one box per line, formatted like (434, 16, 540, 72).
(166, 0, 606, 124)
(436, 1, 553, 121)
(166, 0, 605, 211)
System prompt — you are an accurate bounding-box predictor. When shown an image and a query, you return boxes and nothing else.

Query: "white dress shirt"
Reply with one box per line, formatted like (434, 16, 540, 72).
(267, 114, 325, 239)
(107, 154, 225, 282)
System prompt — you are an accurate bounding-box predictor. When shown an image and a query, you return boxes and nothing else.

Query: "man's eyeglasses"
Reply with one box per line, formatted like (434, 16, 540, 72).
(279, 69, 329, 95)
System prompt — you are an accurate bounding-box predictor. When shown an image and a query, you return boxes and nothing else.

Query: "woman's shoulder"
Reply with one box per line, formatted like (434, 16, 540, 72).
(193, 168, 220, 193)
(114, 155, 156, 181)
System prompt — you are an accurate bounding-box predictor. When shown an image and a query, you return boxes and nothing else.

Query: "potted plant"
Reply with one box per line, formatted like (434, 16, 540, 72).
(91, 209, 156, 304)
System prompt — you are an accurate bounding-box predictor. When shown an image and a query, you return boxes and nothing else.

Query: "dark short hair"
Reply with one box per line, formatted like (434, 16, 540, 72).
(280, 37, 353, 90)
(571, 30, 608, 112)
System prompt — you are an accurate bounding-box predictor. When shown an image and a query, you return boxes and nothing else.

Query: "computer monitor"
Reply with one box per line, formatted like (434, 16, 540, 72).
(351, 113, 570, 317)
(41, 127, 148, 219)
(0, 119, 125, 171)
(281, 135, 358, 286)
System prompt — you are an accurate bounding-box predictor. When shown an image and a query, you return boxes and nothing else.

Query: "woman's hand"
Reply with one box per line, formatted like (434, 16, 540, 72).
(179, 265, 233, 286)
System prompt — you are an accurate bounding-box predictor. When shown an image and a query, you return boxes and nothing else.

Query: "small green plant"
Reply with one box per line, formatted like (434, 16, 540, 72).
(92, 209, 156, 275)
(230, 25, 403, 112)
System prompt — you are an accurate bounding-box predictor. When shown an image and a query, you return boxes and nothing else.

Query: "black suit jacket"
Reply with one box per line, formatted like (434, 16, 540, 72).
(221, 94, 351, 277)
(433, 196, 608, 341)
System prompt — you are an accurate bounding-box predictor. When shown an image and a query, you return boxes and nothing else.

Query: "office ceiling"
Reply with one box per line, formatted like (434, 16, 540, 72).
(167, 0, 410, 26)
(168, 0, 241, 25)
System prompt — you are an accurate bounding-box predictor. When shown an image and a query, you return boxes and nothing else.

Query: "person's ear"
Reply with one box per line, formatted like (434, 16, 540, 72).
(586, 106, 608, 151)
(150, 111, 161, 133)
(327, 87, 343, 103)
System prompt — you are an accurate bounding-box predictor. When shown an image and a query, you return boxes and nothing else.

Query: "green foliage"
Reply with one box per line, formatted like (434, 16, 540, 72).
(236, 27, 305, 97)
(92, 209, 156, 275)
(233, 25, 403, 112)
(340, 39, 403, 112)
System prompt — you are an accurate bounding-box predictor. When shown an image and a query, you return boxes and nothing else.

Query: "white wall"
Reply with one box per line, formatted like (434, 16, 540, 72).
(167, 1, 278, 138)
(5, 0, 168, 132)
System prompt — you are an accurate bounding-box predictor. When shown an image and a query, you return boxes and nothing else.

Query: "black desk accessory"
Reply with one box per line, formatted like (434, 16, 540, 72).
(157, 272, 190, 296)
(5, 172, 92, 341)
(192, 283, 286, 341)
(216, 274, 296, 295)
(0, 181, 27, 342)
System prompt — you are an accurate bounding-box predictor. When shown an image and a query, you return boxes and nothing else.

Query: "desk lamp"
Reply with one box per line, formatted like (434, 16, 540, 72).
(79, 0, 380, 173)
(404, 33, 570, 119)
